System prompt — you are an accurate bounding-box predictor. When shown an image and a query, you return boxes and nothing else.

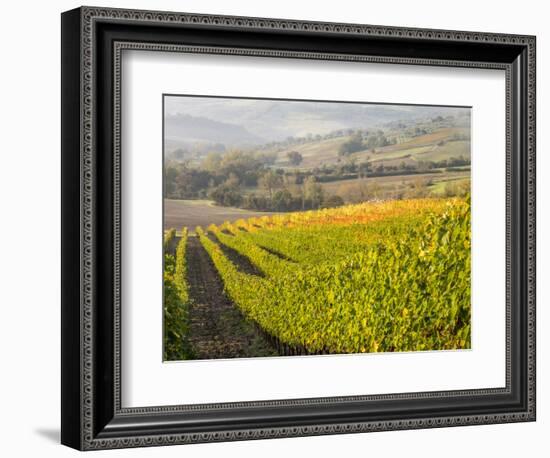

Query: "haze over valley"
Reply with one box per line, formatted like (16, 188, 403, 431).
(164, 95, 471, 228)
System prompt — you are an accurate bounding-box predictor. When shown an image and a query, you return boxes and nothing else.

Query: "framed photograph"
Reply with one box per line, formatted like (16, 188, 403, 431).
(61, 6, 536, 450)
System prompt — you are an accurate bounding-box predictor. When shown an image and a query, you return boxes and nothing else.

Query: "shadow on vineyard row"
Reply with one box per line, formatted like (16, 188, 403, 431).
(184, 234, 277, 359)
(184, 234, 328, 359)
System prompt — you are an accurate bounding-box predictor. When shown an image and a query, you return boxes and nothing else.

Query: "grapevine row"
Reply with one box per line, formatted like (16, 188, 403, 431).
(163, 227, 176, 251)
(199, 198, 471, 354)
(224, 198, 455, 267)
(208, 224, 293, 278)
(163, 228, 194, 360)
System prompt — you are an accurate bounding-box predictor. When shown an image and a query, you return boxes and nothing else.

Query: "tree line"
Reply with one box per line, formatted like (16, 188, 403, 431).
(164, 150, 344, 211)
(164, 148, 470, 212)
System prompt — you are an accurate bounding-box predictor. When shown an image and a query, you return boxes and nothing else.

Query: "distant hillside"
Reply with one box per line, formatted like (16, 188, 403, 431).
(165, 113, 265, 151)
(271, 127, 470, 170)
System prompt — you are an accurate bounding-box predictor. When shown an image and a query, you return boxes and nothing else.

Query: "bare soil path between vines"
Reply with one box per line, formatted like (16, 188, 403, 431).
(185, 235, 278, 359)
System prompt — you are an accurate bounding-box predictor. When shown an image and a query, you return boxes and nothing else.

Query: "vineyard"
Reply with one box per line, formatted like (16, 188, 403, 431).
(163, 228, 194, 360)
(164, 197, 471, 360)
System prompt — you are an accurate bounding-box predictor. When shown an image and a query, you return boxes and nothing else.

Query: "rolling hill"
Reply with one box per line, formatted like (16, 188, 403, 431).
(270, 127, 470, 170)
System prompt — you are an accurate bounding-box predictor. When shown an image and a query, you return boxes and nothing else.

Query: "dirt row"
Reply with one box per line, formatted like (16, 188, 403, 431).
(184, 235, 278, 360)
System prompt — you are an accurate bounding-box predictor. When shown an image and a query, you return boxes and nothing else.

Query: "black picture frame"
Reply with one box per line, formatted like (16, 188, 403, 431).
(61, 6, 536, 450)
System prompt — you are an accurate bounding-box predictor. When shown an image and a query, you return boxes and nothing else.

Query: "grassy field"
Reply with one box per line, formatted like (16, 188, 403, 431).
(428, 177, 471, 195)
(321, 170, 470, 201)
(414, 140, 470, 162)
(368, 145, 434, 163)
(271, 127, 470, 170)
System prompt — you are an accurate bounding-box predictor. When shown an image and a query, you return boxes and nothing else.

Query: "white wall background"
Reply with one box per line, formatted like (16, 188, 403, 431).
(0, 0, 545, 456)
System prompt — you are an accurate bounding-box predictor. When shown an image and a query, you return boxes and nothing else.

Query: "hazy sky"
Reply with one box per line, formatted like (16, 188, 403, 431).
(164, 95, 470, 147)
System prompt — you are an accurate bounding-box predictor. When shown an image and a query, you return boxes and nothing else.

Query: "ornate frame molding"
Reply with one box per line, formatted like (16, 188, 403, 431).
(61, 6, 536, 450)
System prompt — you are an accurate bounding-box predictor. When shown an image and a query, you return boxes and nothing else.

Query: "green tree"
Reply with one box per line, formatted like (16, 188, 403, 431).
(322, 194, 344, 208)
(209, 184, 242, 207)
(304, 176, 324, 209)
(286, 151, 303, 166)
(164, 165, 178, 197)
(202, 152, 222, 172)
(338, 133, 364, 156)
(272, 189, 294, 211)
(258, 169, 282, 200)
